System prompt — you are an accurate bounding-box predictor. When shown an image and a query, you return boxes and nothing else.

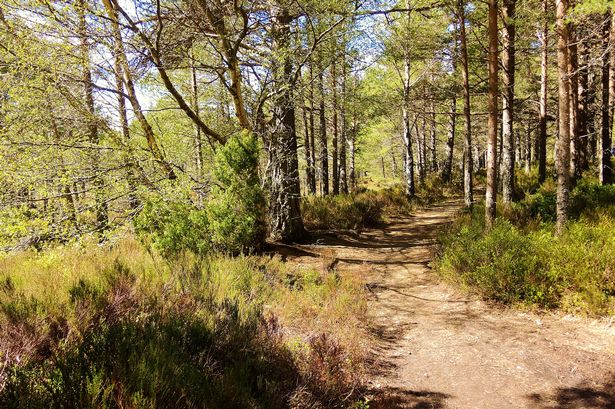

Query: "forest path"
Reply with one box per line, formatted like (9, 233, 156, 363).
(283, 197, 615, 408)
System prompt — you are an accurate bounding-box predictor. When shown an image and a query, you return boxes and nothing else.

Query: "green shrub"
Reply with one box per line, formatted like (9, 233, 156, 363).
(570, 178, 615, 220)
(0, 204, 71, 251)
(436, 208, 615, 315)
(1, 263, 290, 408)
(133, 198, 210, 259)
(437, 216, 555, 306)
(513, 166, 542, 198)
(205, 132, 265, 253)
(501, 179, 615, 227)
(134, 133, 265, 258)
(302, 193, 380, 231)
(505, 181, 558, 226)
(416, 174, 461, 204)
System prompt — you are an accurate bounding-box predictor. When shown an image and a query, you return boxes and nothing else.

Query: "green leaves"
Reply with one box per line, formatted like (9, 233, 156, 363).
(205, 132, 265, 253)
(572, 0, 615, 16)
(133, 132, 265, 258)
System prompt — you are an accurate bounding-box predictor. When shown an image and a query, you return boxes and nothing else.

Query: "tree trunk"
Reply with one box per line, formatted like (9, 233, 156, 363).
(331, 60, 339, 195)
(78, 0, 108, 230)
(113, 0, 224, 145)
(538, 0, 549, 184)
(485, 0, 499, 227)
(442, 96, 456, 183)
(391, 150, 399, 176)
(300, 66, 315, 194)
(555, 0, 571, 234)
(459, 0, 473, 208)
(430, 99, 437, 172)
(501, 0, 516, 204)
(402, 52, 416, 198)
(608, 12, 615, 185)
(301, 92, 312, 194)
(402, 80, 416, 199)
(308, 61, 317, 194)
(515, 127, 522, 170)
(49, 105, 78, 225)
(578, 42, 589, 171)
(600, 12, 613, 185)
(102, 0, 176, 180)
(587, 64, 598, 164)
(340, 54, 348, 194)
(568, 27, 580, 183)
(525, 120, 532, 173)
(268, 9, 305, 242)
(318, 64, 329, 195)
(107, 0, 138, 209)
(419, 115, 427, 183)
(349, 112, 357, 191)
(190, 48, 203, 177)
(198, 2, 251, 131)
(349, 139, 356, 190)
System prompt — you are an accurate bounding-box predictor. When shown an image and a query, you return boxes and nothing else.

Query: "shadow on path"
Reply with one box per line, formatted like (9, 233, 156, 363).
(370, 386, 452, 409)
(526, 375, 615, 409)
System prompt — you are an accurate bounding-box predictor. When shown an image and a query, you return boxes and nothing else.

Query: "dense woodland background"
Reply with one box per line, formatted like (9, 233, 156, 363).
(0, 0, 612, 248)
(0, 0, 614, 407)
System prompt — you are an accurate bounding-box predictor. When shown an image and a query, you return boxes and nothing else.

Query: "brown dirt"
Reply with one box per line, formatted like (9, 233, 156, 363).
(278, 198, 615, 409)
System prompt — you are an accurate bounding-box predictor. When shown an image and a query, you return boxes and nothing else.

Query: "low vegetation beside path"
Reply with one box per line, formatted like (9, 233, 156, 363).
(302, 178, 460, 232)
(436, 178, 615, 316)
(0, 238, 368, 408)
(0, 178, 462, 408)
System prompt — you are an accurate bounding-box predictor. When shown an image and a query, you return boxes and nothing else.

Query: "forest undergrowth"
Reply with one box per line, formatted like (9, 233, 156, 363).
(0, 183, 429, 408)
(302, 176, 459, 232)
(0, 237, 370, 408)
(436, 170, 615, 316)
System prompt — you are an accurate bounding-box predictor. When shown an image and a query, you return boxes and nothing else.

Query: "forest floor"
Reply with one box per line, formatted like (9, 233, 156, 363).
(280, 198, 615, 409)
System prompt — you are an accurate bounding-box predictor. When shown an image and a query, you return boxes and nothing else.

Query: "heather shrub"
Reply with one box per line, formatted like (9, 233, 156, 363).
(417, 174, 461, 204)
(0, 243, 367, 408)
(570, 178, 615, 220)
(1, 262, 293, 408)
(436, 203, 615, 315)
(503, 179, 615, 226)
(302, 187, 413, 231)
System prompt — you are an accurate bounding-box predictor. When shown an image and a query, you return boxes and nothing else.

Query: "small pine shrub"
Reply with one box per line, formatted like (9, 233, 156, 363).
(134, 133, 265, 258)
(133, 197, 210, 259)
(205, 132, 266, 253)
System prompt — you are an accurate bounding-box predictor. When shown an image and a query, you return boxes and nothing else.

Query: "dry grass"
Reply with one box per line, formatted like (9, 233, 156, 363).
(0, 237, 369, 408)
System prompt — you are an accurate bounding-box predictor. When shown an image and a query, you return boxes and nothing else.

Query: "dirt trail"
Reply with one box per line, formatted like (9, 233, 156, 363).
(286, 198, 615, 408)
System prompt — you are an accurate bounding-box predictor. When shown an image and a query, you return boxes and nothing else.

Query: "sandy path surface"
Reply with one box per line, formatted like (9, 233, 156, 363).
(283, 198, 615, 408)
